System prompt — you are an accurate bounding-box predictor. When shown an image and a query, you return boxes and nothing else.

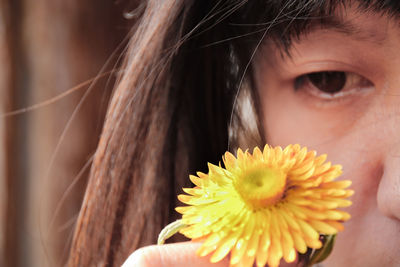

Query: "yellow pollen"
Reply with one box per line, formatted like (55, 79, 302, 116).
(235, 166, 287, 208)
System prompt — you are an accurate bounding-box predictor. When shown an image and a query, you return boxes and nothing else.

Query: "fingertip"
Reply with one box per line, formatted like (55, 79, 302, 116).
(121, 246, 151, 267)
(122, 242, 229, 267)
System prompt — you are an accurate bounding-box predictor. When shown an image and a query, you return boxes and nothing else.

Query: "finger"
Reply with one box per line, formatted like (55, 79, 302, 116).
(122, 241, 229, 267)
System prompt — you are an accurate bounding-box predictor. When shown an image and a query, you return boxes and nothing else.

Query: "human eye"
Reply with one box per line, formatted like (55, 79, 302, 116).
(293, 71, 374, 101)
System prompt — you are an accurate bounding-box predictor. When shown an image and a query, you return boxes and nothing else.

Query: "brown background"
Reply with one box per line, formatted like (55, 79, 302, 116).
(0, 1, 134, 266)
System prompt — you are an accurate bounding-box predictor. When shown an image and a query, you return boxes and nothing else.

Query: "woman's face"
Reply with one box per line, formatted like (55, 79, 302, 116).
(254, 6, 400, 267)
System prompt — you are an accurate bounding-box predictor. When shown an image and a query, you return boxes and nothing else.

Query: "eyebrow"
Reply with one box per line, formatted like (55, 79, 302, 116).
(304, 15, 388, 45)
(273, 12, 389, 58)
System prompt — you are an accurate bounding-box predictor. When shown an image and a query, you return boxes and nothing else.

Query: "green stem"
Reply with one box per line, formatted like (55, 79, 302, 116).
(157, 219, 187, 245)
(305, 235, 336, 267)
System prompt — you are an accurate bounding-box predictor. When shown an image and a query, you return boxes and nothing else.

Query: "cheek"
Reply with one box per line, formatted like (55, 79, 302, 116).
(260, 84, 356, 149)
(257, 76, 384, 217)
(343, 153, 382, 218)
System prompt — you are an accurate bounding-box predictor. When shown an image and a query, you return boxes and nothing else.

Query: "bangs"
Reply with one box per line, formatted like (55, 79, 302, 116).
(228, 0, 400, 51)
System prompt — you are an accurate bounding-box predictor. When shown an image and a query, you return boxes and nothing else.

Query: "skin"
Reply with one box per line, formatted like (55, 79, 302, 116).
(255, 6, 400, 267)
(124, 6, 400, 267)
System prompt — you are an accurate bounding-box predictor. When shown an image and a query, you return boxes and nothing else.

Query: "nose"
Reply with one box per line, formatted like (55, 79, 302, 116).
(377, 142, 400, 221)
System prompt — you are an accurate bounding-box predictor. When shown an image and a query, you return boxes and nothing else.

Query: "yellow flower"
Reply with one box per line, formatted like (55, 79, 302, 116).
(176, 144, 353, 267)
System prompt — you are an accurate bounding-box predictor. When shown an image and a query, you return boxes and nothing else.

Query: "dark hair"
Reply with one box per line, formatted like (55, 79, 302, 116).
(67, 0, 400, 266)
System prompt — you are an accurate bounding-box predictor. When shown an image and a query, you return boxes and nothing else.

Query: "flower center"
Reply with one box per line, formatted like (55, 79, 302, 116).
(236, 166, 287, 209)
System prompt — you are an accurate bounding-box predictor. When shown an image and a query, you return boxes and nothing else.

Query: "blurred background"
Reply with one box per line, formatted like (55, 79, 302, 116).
(0, 1, 137, 266)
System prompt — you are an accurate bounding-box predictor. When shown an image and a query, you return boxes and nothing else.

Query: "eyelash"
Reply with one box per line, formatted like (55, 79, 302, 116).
(294, 71, 373, 100)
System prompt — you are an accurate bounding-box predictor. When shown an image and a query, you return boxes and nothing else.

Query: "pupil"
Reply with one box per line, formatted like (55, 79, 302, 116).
(308, 71, 346, 93)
